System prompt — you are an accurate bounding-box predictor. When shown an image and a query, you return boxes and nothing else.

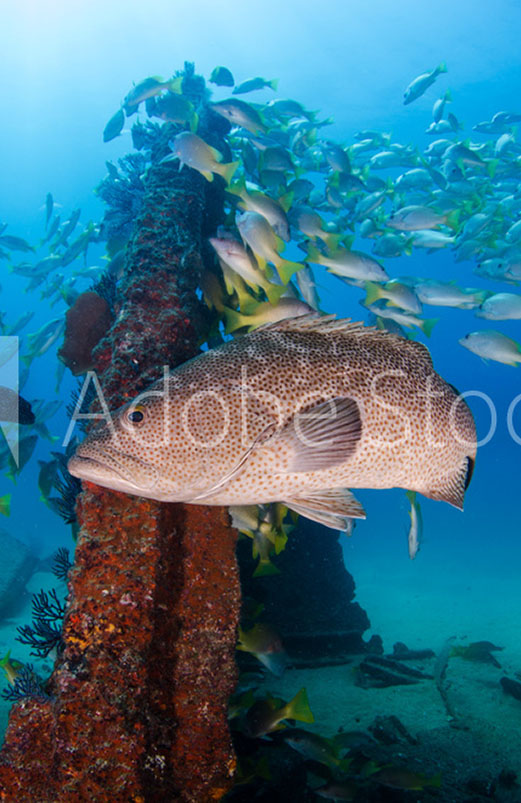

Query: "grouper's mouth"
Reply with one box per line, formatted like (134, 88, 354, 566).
(67, 449, 160, 493)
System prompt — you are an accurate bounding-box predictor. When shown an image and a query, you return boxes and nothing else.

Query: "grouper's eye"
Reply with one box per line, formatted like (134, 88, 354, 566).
(123, 404, 146, 428)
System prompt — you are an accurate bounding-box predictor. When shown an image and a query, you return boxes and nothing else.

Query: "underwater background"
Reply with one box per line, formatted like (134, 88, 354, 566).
(1, 1, 521, 800)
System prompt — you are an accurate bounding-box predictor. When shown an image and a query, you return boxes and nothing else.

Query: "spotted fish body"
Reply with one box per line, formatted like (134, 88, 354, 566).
(68, 315, 476, 531)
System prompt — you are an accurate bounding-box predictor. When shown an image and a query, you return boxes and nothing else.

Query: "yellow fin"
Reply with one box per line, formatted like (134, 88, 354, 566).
(284, 688, 314, 724)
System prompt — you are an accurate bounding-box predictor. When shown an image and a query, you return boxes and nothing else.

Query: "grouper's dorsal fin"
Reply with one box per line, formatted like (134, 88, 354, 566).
(256, 313, 433, 368)
(258, 313, 362, 334)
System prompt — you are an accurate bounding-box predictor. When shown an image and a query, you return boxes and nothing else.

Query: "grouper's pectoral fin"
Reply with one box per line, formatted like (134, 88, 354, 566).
(282, 488, 366, 532)
(270, 397, 362, 472)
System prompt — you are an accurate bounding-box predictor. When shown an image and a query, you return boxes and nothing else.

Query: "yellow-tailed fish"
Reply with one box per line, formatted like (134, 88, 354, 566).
(0, 651, 24, 685)
(223, 297, 313, 334)
(307, 243, 388, 283)
(169, 132, 238, 184)
(459, 330, 521, 366)
(245, 687, 314, 737)
(237, 624, 287, 675)
(235, 210, 302, 283)
(210, 98, 266, 135)
(365, 303, 438, 336)
(209, 235, 285, 306)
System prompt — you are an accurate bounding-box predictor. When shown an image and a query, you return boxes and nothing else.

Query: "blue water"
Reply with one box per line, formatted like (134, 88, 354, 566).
(1, 0, 521, 795)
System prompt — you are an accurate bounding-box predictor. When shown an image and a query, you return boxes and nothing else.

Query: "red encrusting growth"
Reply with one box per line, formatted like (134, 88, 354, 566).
(0, 133, 240, 801)
(58, 291, 113, 375)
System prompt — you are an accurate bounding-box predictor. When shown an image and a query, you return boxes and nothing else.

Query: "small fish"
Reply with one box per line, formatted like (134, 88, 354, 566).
(315, 780, 359, 800)
(395, 168, 434, 191)
(492, 110, 521, 124)
(235, 187, 291, 241)
(415, 281, 488, 309)
(43, 214, 61, 243)
(22, 317, 66, 366)
(232, 77, 278, 95)
(223, 297, 313, 333)
(372, 232, 413, 258)
(322, 142, 351, 173)
(369, 149, 417, 170)
(373, 767, 441, 791)
(103, 108, 125, 142)
(210, 98, 266, 134)
(287, 178, 314, 203)
(60, 225, 95, 267)
(236, 210, 302, 283)
(38, 458, 60, 502)
(237, 623, 288, 676)
(406, 490, 423, 559)
(494, 132, 517, 157)
(363, 280, 421, 314)
(0, 651, 24, 685)
(245, 687, 314, 737)
(0, 493, 11, 516)
(123, 75, 181, 114)
(7, 432, 38, 479)
(0, 386, 35, 424)
(411, 230, 455, 249)
(443, 142, 487, 169)
(387, 205, 457, 231)
(505, 219, 521, 244)
(294, 208, 342, 252)
(265, 98, 314, 120)
(307, 243, 388, 283)
(354, 189, 389, 220)
(209, 235, 283, 306)
(359, 217, 383, 239)
(365, 303, 438, 336)
(450, 640, 503, 667)
(154, 93, 198, 130)
(45, 193, 54, 228)
(432, 89, 452, 122)
(168, 132, 238, 184)
(209, 66, 234, 87)
(0, 234, 34, 253)
(261, 146, 295, 173)
(459, 330, 521, 366)
(476, 292, 521, 320)
(295, 264, 320, 311)
(54, 208, 81, 246)
(283, 728, 344, 769)
(403, 62, 448, 105)
(230, 502, 288, 576)
(69, 315, 476, 531)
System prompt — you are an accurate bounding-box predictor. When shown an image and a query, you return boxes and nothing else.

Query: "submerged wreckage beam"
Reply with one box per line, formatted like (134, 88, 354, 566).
(0, 124, 240, 802)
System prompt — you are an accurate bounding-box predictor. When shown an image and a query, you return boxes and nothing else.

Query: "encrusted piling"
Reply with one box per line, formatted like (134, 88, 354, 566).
(0, 121, 240, 802)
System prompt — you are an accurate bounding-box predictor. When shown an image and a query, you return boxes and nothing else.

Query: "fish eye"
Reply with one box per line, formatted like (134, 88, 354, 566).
(125, 405, 146, 426)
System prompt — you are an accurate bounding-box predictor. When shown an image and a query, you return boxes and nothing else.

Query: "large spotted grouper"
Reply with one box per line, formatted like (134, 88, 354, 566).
(68, 315, 476, 530)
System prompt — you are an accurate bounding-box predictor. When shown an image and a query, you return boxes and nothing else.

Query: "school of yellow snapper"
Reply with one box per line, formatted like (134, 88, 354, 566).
(101, 63, 521, 366)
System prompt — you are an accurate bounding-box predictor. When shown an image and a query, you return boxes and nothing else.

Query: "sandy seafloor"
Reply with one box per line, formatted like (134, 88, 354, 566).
(2, 544, 521, 801)
(260, 548, 521, 801)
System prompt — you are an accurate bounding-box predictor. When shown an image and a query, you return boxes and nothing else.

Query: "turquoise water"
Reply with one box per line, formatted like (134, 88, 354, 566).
(1, 1, 521, 798)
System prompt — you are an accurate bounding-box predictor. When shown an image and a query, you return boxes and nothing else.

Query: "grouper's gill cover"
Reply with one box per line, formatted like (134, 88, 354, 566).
(68, 315, 477, 531)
